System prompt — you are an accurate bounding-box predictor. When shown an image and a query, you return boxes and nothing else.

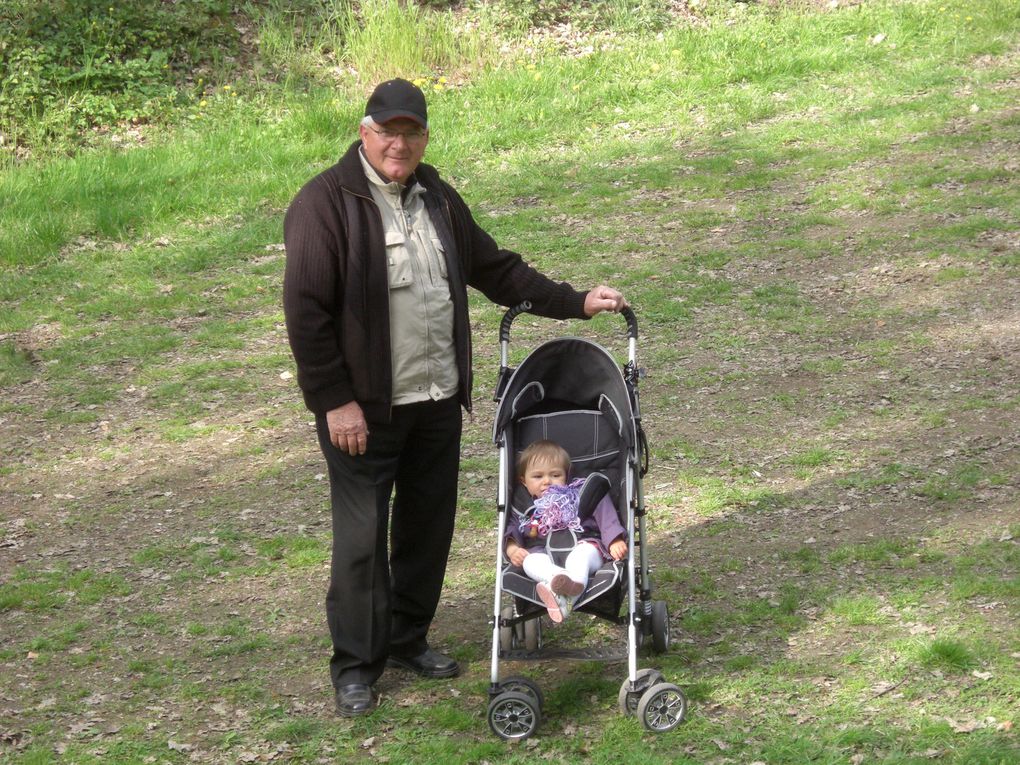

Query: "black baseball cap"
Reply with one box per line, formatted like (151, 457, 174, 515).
(364, 78, 428, 128)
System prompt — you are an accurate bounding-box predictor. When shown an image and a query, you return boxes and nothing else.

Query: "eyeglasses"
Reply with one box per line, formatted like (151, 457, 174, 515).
(365, 125, 427, 143)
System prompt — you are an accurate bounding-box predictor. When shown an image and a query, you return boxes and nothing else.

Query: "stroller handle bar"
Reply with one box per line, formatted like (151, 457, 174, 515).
(498, 301, 534, 342)
(498, 302, 639, 343)
(497, 302, 639, 383)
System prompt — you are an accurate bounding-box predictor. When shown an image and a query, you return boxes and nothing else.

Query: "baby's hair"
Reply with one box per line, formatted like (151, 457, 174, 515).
(517, 439, 571, 478)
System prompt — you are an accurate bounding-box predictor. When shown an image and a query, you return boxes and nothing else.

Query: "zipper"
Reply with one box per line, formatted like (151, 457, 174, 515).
(341, 184, 394, 419)
(436, 194, 473, 413)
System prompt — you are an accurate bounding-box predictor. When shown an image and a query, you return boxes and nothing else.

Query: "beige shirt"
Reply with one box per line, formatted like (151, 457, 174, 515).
(360, 151, 458, 405)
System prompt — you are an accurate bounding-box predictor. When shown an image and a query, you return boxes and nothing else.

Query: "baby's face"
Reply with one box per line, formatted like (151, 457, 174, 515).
(521, 457, 568, 498)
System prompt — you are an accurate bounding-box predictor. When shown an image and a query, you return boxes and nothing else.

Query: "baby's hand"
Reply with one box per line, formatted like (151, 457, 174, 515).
(506, 543, 529, 567)
(509, 547, 529, 567)
(609, 539, 628, 561)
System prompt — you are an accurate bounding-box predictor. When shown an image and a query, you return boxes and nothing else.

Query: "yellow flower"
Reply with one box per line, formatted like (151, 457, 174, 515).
(199, 100, 207, 107)
(438, 76, 447, 84)
(223, 85, 231, 91)
(534, 72, 541, 81)
(433, 84, 443, 92)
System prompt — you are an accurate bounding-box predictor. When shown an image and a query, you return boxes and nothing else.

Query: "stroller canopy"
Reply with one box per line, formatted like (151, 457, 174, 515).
(493, 337, 635, 454)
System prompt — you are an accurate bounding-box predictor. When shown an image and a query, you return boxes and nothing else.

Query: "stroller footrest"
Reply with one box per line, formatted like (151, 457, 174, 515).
(502, 561, 624, 608)
(501, 646, 628, 662)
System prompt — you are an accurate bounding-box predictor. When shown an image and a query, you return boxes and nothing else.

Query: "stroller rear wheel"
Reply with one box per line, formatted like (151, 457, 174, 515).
(651, 600, 670, 654)
(523, 616, 542, 651)
(499, 606, 515, 652)
(488, 691, 541, 741)
(637, 682, 687, 732)
(617, 668, 664, 716)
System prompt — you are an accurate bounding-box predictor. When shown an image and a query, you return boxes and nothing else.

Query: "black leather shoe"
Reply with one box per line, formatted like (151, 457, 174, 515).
(387, 647, 460, 678)
(335, 683, 377, 717)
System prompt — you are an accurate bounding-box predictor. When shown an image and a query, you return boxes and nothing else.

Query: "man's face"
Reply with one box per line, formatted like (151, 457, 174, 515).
(359, 117, 429, 184)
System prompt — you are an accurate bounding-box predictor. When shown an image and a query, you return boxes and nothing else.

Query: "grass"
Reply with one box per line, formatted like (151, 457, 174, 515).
(0, 566, 132, 612)
(2, 0, 1019, 762)
(915, 637, 978, 671)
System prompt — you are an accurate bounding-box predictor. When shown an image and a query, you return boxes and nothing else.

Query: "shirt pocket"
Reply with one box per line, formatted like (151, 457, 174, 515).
(386, 232, 413, 289)
(430, 237, 448, 280)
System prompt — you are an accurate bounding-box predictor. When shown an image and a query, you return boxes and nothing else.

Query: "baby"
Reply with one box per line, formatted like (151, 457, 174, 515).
(504, 440, 627, 622)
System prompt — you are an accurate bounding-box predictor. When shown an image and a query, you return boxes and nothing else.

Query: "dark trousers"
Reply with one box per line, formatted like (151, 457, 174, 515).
(315, 397, 462, 688)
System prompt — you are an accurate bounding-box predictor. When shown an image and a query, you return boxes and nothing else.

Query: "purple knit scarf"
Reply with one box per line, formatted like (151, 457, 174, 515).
(520, 478, 585, 538)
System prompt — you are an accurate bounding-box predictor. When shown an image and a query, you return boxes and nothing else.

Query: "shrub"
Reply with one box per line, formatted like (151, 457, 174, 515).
(0, 0, 239, 153)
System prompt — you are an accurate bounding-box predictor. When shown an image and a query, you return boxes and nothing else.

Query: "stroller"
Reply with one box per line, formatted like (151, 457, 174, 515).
(485, 303, 687, 740)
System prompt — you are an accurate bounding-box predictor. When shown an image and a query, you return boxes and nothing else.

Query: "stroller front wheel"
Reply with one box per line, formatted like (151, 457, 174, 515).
(488, 691, 541, 741)
(638, 682, 687, 732)
(617, 668, 664, 716)
(498, 676, 544, 709)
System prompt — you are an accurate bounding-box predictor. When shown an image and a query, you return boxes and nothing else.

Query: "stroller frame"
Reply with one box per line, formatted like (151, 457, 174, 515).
(484, 303, 686, 740)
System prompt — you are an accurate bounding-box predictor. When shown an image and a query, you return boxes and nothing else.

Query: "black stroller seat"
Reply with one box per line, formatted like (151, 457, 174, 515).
(502, 471, 625, 617)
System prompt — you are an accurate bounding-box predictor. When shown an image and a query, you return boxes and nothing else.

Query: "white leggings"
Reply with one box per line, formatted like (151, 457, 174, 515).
(522, 542, 604, 591)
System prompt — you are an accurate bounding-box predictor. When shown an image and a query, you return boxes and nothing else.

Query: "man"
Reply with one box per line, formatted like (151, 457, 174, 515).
(282, 78, 627, 717)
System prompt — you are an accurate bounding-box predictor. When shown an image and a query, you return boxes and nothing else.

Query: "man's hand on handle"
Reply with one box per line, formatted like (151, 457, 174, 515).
(583, 286, 628, 317)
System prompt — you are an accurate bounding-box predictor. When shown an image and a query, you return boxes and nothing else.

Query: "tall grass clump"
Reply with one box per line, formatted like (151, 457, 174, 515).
(915, 637, 977, 672)
(247, 0, 339, 87)
(252, 0, 483, 88)
(473, 0, 675, 34)
(334, 0, 479, 84)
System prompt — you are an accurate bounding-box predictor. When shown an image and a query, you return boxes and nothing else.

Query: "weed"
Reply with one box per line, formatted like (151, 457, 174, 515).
(915, 637, 976, 671)
(788, 446, 840, 468)
(830, 595, 888, 627)
(918, 462, 986, 502)
(829, 538, 916, 565)
(0, 341, 35, 385)
(264, 716, 325, 743)
(255, 534, 328, 568)
(0, 566, 132, 611)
